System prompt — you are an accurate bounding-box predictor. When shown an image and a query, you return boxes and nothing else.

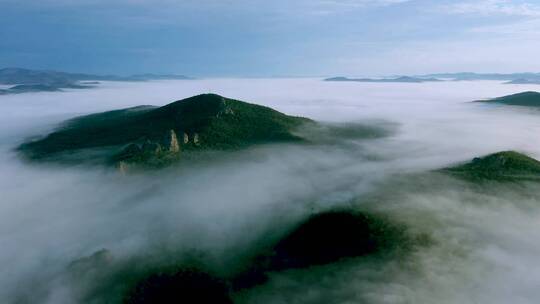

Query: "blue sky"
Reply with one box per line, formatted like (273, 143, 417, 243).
(1, 0, 540, 76)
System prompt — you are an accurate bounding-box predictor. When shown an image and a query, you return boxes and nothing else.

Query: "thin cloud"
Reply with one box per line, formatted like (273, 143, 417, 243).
(470, 18, 540, 36)
(317, 0, 411, 7)
(306, 0, 412, 16)
(442, 0, 540, 17)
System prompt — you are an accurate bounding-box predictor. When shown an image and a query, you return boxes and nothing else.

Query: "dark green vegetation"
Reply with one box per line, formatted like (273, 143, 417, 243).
(477, 91, 540, 107)
(124, 269, 232, 304)
(443, 151, 540, 182)
(269, 210, 407, 269)
(62, 210, 414, 303)
(64, 249, 233, 304)
(231, 210, 411, 291)
(18, 94, 312, 168)
(324, 76, 441, 83)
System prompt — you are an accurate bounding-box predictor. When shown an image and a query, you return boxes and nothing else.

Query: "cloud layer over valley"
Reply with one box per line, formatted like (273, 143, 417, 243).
(2, 79, 540, 303)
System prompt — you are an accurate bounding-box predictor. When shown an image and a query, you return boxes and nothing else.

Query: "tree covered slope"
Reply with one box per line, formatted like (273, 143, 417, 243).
(443, 151, 540, 181)
(478, 91, 540, 107)
(18, 94, 312, 167)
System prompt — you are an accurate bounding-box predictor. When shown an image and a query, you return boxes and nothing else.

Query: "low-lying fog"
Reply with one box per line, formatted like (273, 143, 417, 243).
(2, 79, 540, 303)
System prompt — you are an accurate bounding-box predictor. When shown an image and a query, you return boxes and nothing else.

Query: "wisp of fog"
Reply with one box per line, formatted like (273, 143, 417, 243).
(1, 79, 540, 303)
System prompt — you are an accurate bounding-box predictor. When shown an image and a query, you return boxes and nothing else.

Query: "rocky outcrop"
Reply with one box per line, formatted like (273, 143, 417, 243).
(167, 130, 180, 153)
(182, 132, 189, 144)
(114, 128, 204, 171)
(117, 161, 129, 174)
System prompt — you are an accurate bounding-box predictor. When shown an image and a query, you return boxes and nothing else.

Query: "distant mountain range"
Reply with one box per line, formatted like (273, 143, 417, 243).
(420, 72, 540, 82)
(324, 76, 441, 83)
(0, 68, 193, 95)
(324, 73, 540, 84)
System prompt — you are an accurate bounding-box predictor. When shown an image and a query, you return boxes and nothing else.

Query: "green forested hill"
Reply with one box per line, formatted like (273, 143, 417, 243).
(18, 94, 312, 167)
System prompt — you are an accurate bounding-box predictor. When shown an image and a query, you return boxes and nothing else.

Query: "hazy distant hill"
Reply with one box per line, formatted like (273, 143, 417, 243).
(0, 68, 193, 84)
(325, 72, 540, 83)
(18, 94, 312, 169)
(324, 76, 441, 83)
(504, 79, 540, 85)
(0, 68, 193, 95)
(0, 68, 102, 85)
(477, 91, 540, 107)
(0, 83, 96, 95)
(128, 73, 193, 80)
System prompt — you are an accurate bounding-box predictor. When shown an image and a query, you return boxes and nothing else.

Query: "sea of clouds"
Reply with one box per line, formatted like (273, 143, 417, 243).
(1, 78, 540, 303)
